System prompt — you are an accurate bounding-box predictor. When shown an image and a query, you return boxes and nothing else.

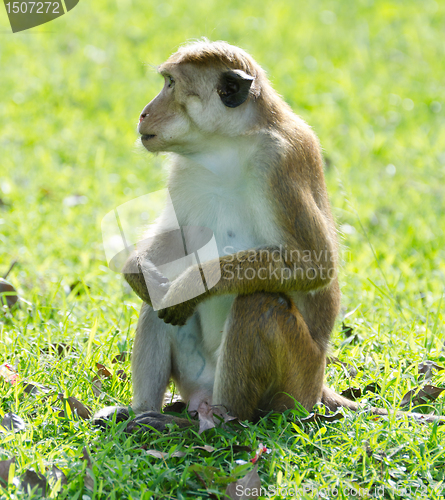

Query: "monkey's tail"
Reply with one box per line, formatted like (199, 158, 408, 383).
(321, 386, 444, 424)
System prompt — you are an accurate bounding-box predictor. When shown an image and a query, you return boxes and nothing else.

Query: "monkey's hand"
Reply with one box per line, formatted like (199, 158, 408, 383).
(157, 296, 199, 326)
(156, 269, 202, 325)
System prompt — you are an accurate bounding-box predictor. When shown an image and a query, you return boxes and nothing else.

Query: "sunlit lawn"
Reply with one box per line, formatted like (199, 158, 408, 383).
(1, 0, 445, 498)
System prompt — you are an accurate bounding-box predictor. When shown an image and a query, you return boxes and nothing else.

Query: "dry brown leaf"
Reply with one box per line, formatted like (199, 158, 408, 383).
(164, 401, 187, 413)
(212, 405, 238, 424)
(116, 369, 128, 381)
(57, 394, 92, 419)
(112, 352, 129, 363)
(196, 401, 216, 434)
(68, 396, 92, 419)
(1, 412, 26, 432)
(23, 381, 51, 395)
(418, 361, 445, 381)
(191, 445, 216, 453)
(300, 412, 344, 424)
(400, 385, 445, 407)
(92, 376, 102, 397)
(146, 449, 186, 459)
(81, 447, 94, 491)
(0, 457, 14, 484)
(0, 278, 18, 309)
(41, 343, 76, 356)
(225, 466, 261, 500)
(48, 465, 67, 488)
(96, 363, 112, 378)
(20, 469, 47, 496)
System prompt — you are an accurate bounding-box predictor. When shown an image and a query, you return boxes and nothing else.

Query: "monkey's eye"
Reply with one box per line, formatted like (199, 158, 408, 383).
(166, 75, 175, 88)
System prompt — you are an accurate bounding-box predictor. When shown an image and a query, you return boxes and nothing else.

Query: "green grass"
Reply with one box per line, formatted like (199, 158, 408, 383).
(1, 0, 445, 498)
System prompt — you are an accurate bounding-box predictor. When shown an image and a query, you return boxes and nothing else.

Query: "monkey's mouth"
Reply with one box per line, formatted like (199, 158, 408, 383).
(141, 134, 156, 141)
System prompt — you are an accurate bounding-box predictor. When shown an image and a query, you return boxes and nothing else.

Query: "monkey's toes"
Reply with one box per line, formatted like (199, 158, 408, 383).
(92, 406, 131, 429)
(126, 412, 196, 433)
(126, 412, 175, 433)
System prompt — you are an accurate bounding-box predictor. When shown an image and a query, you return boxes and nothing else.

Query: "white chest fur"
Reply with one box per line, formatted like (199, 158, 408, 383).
(168, 137, 280, 256)
(166, 138, 281, 356)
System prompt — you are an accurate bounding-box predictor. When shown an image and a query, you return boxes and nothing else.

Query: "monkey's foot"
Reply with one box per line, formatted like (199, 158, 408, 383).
(92, 406, 131, 429)
(126, 411, 196, 433)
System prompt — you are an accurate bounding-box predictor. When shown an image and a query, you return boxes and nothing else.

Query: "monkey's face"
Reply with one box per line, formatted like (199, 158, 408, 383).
(138, 62, 257, 155)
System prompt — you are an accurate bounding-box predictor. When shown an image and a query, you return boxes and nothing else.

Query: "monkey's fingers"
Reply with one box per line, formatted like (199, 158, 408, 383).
(157, 307, 187, 326)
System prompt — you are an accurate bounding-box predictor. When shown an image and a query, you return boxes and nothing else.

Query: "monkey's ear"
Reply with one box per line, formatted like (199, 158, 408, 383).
(217, 70, 254, 108)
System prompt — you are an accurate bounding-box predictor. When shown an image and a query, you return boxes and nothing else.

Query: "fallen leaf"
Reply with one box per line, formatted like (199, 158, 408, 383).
(1, 412, 26, 432)
(164, 401, 187, 413)
(112, 352, 129, 363)
(191, 445, 216, 453)
(400, 385, 445, 407)
(212, 404, 238, 424)
(48, 465, 67, 491)
(23, 381, 51, 395)
(196, 401, 216, 434)
(300, 412, 344, 424)
(20, 469, 47, 496)
(41, 343, 76, 356)
(116, 369, 127, 381)
(0, 279, 18, 309)
(96, 363, 112, 378)
(0, 457, 14, 484)
(418, 361, 445, 381)
(81, 447, 95, 491)
(57, 394, 91, 420)
(92, 376, 102, 397)
(340, 387, 362, 400)
(341, 322, 354, 337)
(145, 449, 186, 459)
(226, 466, 261, 500)
(68, 396, 92, 419)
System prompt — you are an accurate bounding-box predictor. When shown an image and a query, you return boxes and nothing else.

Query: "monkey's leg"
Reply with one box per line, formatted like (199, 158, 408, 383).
(213, 292, 325, 421)
(131, 302, 174, 413)
(93, 302, 174, 427)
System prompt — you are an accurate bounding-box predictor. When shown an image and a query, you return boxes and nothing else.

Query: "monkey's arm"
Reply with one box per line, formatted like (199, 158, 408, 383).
(122, 229, 189, 305)
(158, 190, 337, 325)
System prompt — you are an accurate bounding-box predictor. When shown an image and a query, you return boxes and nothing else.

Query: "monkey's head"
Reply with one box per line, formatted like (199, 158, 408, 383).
(138, 40, 271, 154)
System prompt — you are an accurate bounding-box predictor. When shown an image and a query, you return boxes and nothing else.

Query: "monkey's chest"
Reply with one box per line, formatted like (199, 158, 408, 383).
(176, 187, 277, 256)
(176, 186, 279, 357)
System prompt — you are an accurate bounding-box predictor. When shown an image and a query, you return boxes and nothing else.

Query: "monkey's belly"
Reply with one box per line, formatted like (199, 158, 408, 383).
(197, 295, 235, 358)
(169, 296, 234, 407)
